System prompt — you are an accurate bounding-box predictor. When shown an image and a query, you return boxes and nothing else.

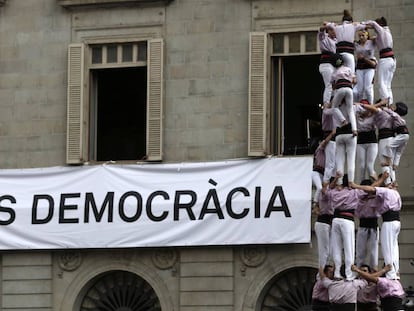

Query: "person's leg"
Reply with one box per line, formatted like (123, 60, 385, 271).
(319, 63, 335, 104)
(335, 136, 345, 185)
(355, 227, 368, 268)
(356, 144, 367, 182)
(323, 141, 336, 183)
(341, 219, 355, 280)
(366, 143, 378, 180)
(381, 221, 398, 279)
(341, 52, 355, 74)
(315, 221, 331, 268)
(364, 68, 375, 104)
(331, 219, 343, 279)
(345, 134, 357, 183)
(367, 227, 379, 271)
(312, 171, 323, 204)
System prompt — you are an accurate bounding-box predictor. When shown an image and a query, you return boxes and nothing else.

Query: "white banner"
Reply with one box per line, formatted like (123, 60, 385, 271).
(0, 157, 312, 250)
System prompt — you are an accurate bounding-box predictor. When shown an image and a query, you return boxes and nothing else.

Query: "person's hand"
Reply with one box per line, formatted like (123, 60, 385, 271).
(351, 264, 358, 272)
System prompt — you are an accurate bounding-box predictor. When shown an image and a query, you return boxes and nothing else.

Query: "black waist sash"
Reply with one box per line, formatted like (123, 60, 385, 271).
(394, 125, 409, 135)
(336, 41, 355, 54)
(359, 217, 378, 228)
(334, 209, 355, 221)
(320, 51, 335, 64)
(356, 58, 377, 70)
(380, 296, 402, 311)
(317, 214, 333, 225)
(382, 210, 400, 222)
(312, 299, 331, 311)
(380, 47, 394, 59)
(378, 128, 394, 140)
(323, 131, 336, 141)
(331, 302, 356, 311)
(336, 123, 352, 135)
(333, 79, 353, 89)
(357, 130, 377, 144)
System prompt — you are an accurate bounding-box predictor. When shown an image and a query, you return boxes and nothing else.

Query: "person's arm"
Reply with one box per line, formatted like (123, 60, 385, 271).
(361, 103, 380, 113)
(320, 129, 336, 148)
(349, 182, 376, 193)
(352, 264, 391, 283)
(330, 171, 341, 189)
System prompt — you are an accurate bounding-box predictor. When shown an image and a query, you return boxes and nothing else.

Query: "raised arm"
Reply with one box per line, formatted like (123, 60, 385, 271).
(352, 264, 391, 283)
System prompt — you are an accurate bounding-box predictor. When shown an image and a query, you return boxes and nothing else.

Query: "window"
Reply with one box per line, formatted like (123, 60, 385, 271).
(66, 39, 163, 164)
(248, 32, 323, 157)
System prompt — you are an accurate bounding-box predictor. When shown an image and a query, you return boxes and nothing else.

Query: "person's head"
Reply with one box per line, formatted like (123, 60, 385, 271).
(357, 30, 369, 43)
(324, 265, 334, 279)
(332, 53, 344, 68)
(360, 264, 372, 273)
(393, 102, 408, 116)
(327, 26, 336, 39)
(342, 10, 353, 22)
(375, 16, 388, 27)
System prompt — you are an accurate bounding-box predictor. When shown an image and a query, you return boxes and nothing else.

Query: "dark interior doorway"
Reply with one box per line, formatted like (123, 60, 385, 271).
(93, 67, 147, 161)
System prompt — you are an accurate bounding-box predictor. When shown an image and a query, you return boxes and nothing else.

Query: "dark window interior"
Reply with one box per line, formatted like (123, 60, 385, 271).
(274, 55, 324, 155)
(94, 67, 147, 161)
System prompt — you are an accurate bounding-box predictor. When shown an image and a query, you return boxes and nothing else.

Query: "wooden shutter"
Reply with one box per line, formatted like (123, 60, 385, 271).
(248, 32, 267, 156)
(66, 43, 85, 164)
(146, 38, 164, 161)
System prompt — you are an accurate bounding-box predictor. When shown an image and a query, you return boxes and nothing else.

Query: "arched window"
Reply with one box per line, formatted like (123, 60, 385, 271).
(79, 270, 161, 311)
(257, 266, 318, 311)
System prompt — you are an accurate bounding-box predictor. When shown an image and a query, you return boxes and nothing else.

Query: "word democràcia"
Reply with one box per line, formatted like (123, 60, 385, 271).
(0, 186, 292, 225)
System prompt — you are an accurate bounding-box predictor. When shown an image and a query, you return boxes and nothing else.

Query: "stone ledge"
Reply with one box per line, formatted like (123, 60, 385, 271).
(57, 0, 173, 8)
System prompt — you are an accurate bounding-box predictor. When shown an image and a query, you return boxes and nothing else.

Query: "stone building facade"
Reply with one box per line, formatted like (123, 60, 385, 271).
(0, 0, 413, 310)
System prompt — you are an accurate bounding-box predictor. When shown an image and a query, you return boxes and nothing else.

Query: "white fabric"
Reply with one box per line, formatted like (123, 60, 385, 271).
(319, 63, 335, 104)
(0, 157, 312, 250)
(356, 143, 378, 182)
(378, 57, 396, 104)
(323, 141, 336, 183)
(331, 217, 355, 280)
(335, 134, 357, 184)
(381, 220, 401, 279)
(354, 68, 375, 104)
(356, 226, 379, 269)
(312, 171, 323, 203)
(315, 221, 331, 268)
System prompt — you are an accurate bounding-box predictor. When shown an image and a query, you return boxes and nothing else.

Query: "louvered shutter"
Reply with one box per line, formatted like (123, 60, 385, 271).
(146, 38, 164, 161)
(66, 43, 85, 164)
(248, 32, 267, 156)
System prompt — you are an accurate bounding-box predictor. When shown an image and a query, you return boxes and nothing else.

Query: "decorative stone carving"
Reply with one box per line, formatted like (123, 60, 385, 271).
(152, 249, 177, 270)
(240, 246, 267, 267)
(58, 251, 82, 271)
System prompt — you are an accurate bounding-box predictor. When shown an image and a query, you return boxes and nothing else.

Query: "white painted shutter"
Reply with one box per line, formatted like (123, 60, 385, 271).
(146, 38, 164, 161)
(66, 43, 85, 164)
(248, 32, 267, 156)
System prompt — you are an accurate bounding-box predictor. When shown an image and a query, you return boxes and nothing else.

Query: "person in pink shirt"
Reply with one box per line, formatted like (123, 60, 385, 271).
(320, 264, 368, 311)
(318, 23, 337, 106)
(365, 17, 396, 105)
(311, 265, 333, 311)
(356, 265, 379, 311)
(326, 173, 364, 280)
(355, 180, 380, 271)
(331, 54, 358, 186)
(352, 264, 404, 311)
(351, 172, 401, 280)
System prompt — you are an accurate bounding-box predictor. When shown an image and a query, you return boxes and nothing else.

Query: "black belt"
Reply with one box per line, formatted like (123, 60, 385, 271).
(357, 130, 377, 144)
(378, 128, 394, 140)
(323, 131, 336, 141)
(320, 51, 335, 64)
(359, 217, 378, 228)
(334, 209, 355, 221)
(356, 301, 378, 311)
(382, 210, 400, 222)
(380, 47, 394, 59)
(317, 214, 333, 225)
(331, 302, 356, 311)
(312, 299, 331, 311)
(394, 125, 409, 135)
(336, 41, 355, 54)
(336, 123, 352, 135)
(333, 79, 353, 89)
(380, 296, 403, 310)
(356, 59, 377, 69)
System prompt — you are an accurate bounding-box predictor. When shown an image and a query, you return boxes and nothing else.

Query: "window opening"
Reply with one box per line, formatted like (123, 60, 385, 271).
(90, 67, 147, 161)
(271, 55, 324, 155)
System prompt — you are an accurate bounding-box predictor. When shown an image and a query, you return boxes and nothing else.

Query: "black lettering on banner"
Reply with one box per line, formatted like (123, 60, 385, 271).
(199, 188, 224, 220)
(265, 186, 291, 217)
(226, 187, 249, 219)
(84, 192, 114, 223)
(119, 191, 142, 222)
(32, 194, 54, 224)
(59, 193, 80, 224)
(174, 190, 196, 221)
(254, 187, 261, 218)
(0, 195, 16, 225)
(146, 191, 169, 222)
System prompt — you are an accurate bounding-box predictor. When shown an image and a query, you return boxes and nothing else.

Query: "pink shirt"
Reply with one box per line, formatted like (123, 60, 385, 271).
(355, 195, 381, 218)
(319, 189, 334, 215)
(375, 187, 401, 214)
(373, 108, 393, 129)
(356, 105, 376, 132)
(355, 39, 377, 61)
(377, 278, 405, 298)
(322, 278, 367, 303)
(357, 282, 378, 303)
(327, 21, 365, 43)
(312, 279, 330, 302)
(313, 144, 326, 172)
(331, 65, 354, 84)
(322, 107, 343, 131)
(328, 188, 364, 211)
(366, 21, 393, 51)
(319, 30, 337, 53)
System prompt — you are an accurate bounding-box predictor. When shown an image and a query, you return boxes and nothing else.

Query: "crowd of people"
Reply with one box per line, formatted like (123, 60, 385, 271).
(310, 10, 410, 311)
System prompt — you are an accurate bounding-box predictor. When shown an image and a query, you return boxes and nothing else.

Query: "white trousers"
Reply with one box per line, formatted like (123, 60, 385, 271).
(331, 217, 355, 280)
(335, 134, 357, 184)
(340, 52, 356, 74)
(356, 143, 378, 182)
(332, 87, 357, 132)
(390, 134, 409, 183)
(378, 137, 394, 185)
(356, 226, 379, 269)
(378, 57, 396, 104)
(315, 221, 331, 268)
(354, 68, 375, 104)
(381, 220, 400, 279)
(323, 141, 336, 183)
(319, 63, 335, 104)
(312, 171, 323, 203)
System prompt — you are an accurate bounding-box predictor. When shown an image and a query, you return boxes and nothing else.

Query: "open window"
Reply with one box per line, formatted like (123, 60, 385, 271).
(66, 39, 164, 164)
(248, 32, 324, 157)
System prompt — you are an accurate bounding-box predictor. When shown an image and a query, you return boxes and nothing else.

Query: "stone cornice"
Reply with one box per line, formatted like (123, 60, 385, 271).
(57, 0, 173, 9)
